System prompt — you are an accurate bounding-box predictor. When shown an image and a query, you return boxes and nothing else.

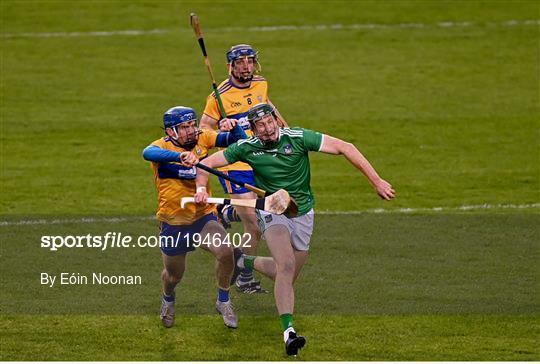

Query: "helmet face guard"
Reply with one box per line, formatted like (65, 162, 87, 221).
(163, 106, 199, 149)
(247, 103, 279, 144)
(226, 44, 260, 82)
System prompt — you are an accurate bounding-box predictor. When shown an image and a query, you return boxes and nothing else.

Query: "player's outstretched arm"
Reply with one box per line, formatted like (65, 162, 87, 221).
(142, 145, 198, 167)
(194, 151, 230, 203)
(319, 135, 396, 200)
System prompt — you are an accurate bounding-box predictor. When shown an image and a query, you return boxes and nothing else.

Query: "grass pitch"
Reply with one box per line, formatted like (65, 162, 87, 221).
(1, 0, 539, 361)
(2, 315, 538, 361)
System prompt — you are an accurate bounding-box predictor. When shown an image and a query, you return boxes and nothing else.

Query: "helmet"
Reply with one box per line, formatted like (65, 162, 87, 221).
(163, 106, 197, 129)
(226, 44, 257, 64)
(247, 103, 276, 125)
(247, 103, 279, 144)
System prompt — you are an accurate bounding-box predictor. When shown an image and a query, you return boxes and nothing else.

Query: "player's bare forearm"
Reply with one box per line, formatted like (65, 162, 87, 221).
(340, 142, 381, 185)
(199, 114, 218, 129)
(320, 135, 395, 200)
(195, 151, 229, 189)
(276, 113, 288, 128)
(274, 109, 288, 128)
(268, 99, 288, 127)
(201, 113, 238, 132)
(194, 151, 231, 203)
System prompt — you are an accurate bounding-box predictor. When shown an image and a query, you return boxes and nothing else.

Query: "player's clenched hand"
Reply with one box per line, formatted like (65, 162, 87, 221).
(194, 187, 209, 204)
(180, 152, 199, 167)
(217, 118, 237, 132)
(374, 179, 396, 201)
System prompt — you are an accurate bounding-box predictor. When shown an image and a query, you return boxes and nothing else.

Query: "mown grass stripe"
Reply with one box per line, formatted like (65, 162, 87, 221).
(1, 203, 538, 226)
(3, 19, 538, 38)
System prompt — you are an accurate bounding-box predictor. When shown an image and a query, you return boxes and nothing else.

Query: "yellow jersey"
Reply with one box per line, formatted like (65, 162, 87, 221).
(149, 129, 217, 225)
(203, 76, 269, 172)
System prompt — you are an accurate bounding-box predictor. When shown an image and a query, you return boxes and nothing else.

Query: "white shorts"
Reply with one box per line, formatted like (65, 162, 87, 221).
(256, 209, 314, 251)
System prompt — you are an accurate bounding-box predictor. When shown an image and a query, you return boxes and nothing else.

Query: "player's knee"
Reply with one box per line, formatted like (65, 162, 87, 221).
(162, 268, 182, 285)
(276, 258, 295, 277)
(214, 245, 233, 263)
(205, 220, 226, 235)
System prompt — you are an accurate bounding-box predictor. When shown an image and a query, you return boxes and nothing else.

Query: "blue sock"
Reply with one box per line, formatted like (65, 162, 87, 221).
(163, 292, 175, 302)
(218, 288, 229, 302)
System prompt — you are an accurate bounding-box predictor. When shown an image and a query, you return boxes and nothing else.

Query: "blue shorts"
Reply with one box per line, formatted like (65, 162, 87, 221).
(218, 170, 256, 194)
(160, 213, 217, 256)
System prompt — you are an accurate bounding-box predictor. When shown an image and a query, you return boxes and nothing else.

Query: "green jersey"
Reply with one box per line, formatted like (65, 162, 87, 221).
(223, 127, 323, 215)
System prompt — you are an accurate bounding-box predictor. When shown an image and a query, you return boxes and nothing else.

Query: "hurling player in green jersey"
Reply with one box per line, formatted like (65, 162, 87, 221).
(194, 103, 395, 356)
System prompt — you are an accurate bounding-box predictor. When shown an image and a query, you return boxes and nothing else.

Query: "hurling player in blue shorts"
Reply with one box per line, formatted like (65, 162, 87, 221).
(200, 44, 288, 294)
(143, 106, 247, 328)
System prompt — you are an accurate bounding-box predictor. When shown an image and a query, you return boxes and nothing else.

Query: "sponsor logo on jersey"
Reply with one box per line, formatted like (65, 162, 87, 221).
(236, 117, 250, 129)
(257, 95, 263, 102)
(265, 215, 273, 223)
(230, 101, 242, 108)
(243, 93, 252, 98)
(283, 144, 293, 155)
(177, 166, 197, 179)
(253, 151, 264, 156)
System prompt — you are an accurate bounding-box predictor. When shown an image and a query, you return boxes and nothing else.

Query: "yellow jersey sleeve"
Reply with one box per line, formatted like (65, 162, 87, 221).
(199, 129, 218, 149)
(203, 93, 221, 121)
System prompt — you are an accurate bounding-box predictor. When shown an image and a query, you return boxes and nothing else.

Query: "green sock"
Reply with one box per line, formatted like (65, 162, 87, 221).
(243, 255, 256, 270)
(280, 313, 293, 331)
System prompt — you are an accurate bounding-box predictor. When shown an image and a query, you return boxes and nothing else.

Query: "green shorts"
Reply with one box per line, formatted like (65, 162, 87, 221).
(256, 209, 314, 251)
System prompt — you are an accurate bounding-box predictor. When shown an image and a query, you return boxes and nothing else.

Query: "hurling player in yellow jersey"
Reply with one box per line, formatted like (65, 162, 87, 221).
(200, 44, 288, 294)
(143, 106, 247, 329)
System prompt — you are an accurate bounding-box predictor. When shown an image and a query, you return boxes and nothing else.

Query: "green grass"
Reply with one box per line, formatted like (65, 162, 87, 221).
(2, 315, 538, 360)
(1, 0, 539, 361)
(1, 0, 538, 214)
(2, 214, 537, 315)
(1, 214, 538, 359)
